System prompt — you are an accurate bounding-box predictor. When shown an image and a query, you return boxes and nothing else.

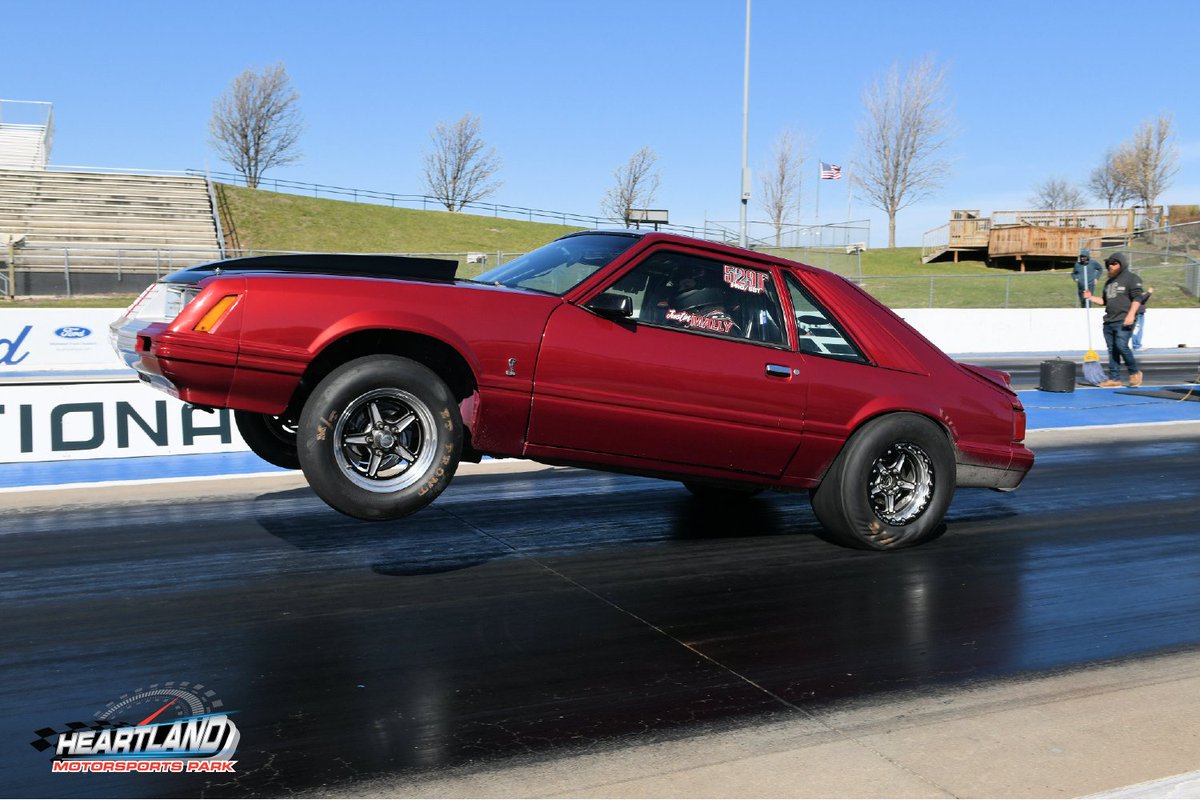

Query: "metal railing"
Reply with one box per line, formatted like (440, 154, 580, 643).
(0, 99, 53, 169)
(202, 172, 226, 259)
(193, 168, 729, 239)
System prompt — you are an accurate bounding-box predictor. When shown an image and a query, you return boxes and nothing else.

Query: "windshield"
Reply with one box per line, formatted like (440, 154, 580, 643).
(473, 234, 638, 295)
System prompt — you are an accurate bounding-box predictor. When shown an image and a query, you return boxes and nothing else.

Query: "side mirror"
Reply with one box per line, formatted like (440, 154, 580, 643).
(586, 292, 633, 319)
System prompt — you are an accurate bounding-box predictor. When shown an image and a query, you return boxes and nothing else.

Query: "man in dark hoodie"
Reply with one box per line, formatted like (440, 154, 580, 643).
(1083, 252, 1150, 387)
(1072, 248, 1103, 308)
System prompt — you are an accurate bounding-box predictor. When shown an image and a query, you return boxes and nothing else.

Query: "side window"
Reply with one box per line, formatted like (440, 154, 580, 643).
(606, 251, 787, 346)
(783, 273, 866, 362)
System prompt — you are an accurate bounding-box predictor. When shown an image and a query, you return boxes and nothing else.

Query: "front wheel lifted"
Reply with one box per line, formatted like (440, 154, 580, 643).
(810, 413, 955, 550)
(297, 355, 462, 521)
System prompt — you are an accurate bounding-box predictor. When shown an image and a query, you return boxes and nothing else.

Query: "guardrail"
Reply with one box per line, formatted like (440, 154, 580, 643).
(190, 168, 726, 239)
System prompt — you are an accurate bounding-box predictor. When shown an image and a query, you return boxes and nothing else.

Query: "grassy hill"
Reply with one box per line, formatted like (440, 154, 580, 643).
(218, 184, 582, 256)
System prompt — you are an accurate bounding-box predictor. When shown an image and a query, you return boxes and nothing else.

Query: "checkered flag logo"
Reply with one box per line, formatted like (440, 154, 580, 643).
(30, 720, 127, 753)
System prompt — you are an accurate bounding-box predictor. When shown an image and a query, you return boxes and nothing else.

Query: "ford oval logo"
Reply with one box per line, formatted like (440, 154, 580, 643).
(54, 326, 92, 339)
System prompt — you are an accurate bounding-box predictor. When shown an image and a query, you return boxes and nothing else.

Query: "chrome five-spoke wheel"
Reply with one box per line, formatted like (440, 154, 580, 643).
(333, 388, 437, 492)
(868, 442, 934, 525)
(298, 355, 463, 521)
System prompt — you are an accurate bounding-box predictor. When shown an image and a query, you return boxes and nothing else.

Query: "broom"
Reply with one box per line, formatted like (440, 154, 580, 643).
(1082, 296, 1105, 385)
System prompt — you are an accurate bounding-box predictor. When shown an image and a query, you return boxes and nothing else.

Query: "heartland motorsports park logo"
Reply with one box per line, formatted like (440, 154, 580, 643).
(31, 682, 240, 774)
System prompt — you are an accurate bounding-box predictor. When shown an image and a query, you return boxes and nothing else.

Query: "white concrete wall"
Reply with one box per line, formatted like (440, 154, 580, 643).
(895, 308, 1200, 354)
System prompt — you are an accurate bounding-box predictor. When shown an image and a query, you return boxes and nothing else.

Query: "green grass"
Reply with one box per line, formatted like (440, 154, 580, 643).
(862, 247, 989, 276)
(2, 295, 141, 308)
(219, 184, 582, 259)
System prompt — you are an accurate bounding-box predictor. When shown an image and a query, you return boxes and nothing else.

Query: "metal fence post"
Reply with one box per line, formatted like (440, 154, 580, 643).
(64, 249, 72, 296)
(117, 249, 123, 282)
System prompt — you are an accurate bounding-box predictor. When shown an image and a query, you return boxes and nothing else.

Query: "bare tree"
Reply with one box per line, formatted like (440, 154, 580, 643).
(1028, 177, 1089, 210)
(758, 128, 807, 245)
(854, 57, 952, 247)
(1088, 150, 1136, 208)
(602, 147, 661, 226)
(1113, 113, 1179, 211)
(422, 114, 502, 212)
(209, 63, 303, 189)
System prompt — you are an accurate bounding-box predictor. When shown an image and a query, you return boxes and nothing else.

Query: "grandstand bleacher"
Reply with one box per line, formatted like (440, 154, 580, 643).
(0, 100, 223, 296)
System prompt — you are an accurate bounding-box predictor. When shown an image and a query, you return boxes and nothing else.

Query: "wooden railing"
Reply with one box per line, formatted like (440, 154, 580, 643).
(990, 208, 1160, 231)
(921, 218, 991, 260)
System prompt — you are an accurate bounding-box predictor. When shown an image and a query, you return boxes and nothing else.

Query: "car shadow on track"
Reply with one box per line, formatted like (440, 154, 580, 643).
(250, 481, 825, 578)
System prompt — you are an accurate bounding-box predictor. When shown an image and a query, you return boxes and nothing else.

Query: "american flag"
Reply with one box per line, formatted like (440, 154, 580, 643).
(820, 162, 842, 180)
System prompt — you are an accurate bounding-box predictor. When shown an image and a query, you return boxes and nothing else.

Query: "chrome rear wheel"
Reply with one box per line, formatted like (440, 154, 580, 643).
(868, 442, 934, 526)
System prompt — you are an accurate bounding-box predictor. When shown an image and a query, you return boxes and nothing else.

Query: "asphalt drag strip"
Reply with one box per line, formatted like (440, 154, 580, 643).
(2, 428, 1200, 797)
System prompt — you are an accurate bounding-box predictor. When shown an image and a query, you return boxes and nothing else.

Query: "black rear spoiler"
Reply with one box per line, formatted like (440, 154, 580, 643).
(161, 254, 459, 285)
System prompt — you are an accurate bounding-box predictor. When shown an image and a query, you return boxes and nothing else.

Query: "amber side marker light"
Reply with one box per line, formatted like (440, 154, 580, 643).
(193, 295, 239, 332)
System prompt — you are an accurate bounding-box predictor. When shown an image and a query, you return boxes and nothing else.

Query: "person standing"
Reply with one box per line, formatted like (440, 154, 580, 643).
(1131, 286, 1153, 349)
(1072, 248, 1103, 308)
(1083, 252, 1150, 387)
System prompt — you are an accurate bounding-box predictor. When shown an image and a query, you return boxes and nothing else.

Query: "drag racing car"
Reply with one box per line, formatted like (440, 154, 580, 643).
(111, 231, 1033, 550)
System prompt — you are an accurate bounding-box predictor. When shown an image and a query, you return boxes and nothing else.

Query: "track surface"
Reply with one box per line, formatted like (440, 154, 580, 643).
(4, 434, 1200, 797)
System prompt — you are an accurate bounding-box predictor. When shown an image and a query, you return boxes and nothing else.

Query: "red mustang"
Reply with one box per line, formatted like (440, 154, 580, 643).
(111, 231, 1032, 550)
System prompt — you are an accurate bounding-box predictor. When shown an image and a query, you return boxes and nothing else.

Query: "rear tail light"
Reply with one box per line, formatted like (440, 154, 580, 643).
(1013, 403, 1027, 442)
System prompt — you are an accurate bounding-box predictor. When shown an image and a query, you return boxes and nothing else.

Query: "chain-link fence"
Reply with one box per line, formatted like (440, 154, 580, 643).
(1083, 219, 1200, 299)
(855, 263, 1198, 309)
(6, 222, 1197, 308)
(701, 219, 869, 279)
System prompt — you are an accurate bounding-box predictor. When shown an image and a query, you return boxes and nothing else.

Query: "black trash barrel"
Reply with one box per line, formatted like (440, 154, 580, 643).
(1039, 358, 1076, 392)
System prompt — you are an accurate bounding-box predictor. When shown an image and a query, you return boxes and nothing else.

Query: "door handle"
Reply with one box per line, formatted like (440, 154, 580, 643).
(765, 364, 792, 378)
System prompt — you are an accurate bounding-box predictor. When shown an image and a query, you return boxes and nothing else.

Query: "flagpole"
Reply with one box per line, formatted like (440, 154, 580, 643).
(795, 164, 803, 248)
(815, 159, 821, 226)
(845, 161, 853, 222)
(738, 0, 751, 248)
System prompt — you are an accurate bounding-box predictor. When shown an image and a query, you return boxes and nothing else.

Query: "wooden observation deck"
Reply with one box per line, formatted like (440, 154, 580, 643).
(923, 207, 1160, 269)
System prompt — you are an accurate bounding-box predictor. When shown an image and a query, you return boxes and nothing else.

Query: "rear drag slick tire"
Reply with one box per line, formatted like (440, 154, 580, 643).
(810, 413, 954, 550)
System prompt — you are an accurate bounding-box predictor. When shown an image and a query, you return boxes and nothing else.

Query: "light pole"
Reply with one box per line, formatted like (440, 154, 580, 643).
(739, 0, 751, 248)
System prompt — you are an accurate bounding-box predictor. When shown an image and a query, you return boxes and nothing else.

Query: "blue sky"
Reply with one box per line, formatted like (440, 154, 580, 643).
(3, 0, 1198, 247)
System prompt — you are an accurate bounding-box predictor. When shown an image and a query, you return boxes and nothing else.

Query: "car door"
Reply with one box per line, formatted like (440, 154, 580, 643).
(525, 246, 806, 478)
